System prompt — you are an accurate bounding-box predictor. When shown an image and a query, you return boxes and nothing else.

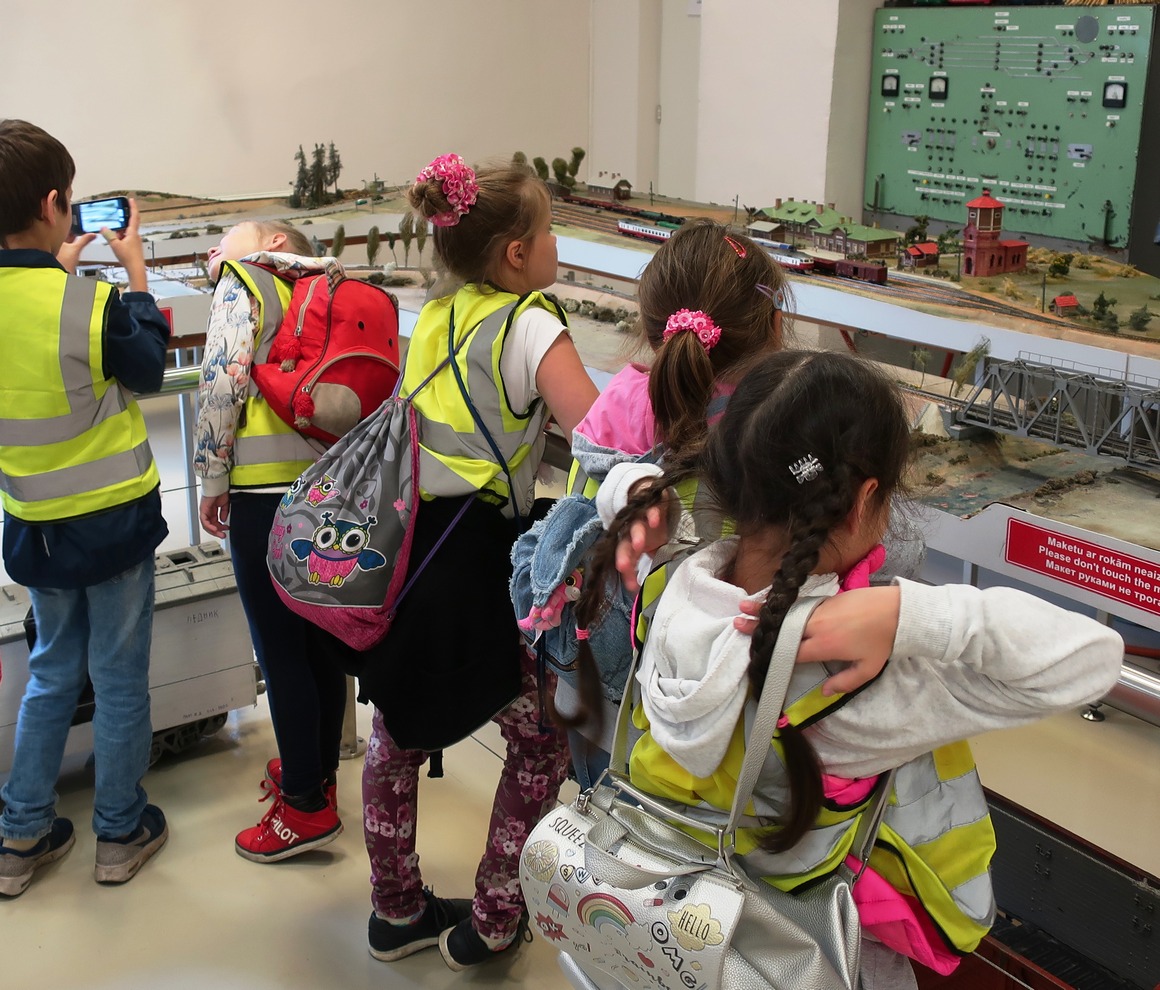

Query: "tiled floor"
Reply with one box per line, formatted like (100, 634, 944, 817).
(4, 378, 1160, 988)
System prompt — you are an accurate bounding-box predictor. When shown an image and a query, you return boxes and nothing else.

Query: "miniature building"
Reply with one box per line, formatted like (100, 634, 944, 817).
(587, 179, 632, 201)
(812, 221, 900, 259)
(1052, 294, 1080, 317)
(762, 198, 845, 238)
(902, 242, 941, 268)
(746, 219, 788, 242)
(962, 188, 1028, 277)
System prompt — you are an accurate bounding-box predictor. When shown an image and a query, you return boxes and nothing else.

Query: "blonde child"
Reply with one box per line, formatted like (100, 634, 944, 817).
(356, 154, 597, 970)
(565, 349, 1122, 988)
(195, 220, 352, 862)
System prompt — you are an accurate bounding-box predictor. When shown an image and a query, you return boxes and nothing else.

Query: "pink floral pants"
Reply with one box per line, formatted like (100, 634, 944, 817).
(362, 647, 569, 941)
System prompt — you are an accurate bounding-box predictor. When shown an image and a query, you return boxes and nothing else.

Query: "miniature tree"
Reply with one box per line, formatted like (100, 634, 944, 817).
(512, 151, 528, 166)
(1048, 253, 1074, 277)
(1129, 307, 1153, 332)
(551, 157, 575, 188)
(567, 147, 586, 184)
(331, 223, 346, 259)
(1092, 291, 1116, 319)
(1100, 309, 1120, 333)
(310, 234, 325, 257)
(912, 347, 931, 388)
(367, 225, 381, 268)
(905, 214, 930, 245)
(308, 144, 328, 209)
(326, 142, 343, 195)
(399, 213, 414, 267)
(951, 338, 990, 397)
(385, 231, 398, 265)
(290, 145, 309, 209)
(532, 157, 550, 182)
(935, 227, 960, 255)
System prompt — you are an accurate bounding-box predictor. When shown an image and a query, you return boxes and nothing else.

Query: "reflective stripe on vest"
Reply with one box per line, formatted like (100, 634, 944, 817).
(0, 269, 159, 522)
(403, 286, 560, 512)
(221, 261, 320, 488)
(628, 553, 997, 955)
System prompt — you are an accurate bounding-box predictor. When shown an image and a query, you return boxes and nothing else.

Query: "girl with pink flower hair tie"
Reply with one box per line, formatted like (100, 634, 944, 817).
(513, 219, 795, 787)
(356, 153, 598, 972)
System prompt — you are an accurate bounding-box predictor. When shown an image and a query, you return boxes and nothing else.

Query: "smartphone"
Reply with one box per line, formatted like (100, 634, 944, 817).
(71, 196, 130, 237)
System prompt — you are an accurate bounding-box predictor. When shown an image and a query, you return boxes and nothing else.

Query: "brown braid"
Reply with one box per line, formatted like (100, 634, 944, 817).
(555, 472, 690, 731)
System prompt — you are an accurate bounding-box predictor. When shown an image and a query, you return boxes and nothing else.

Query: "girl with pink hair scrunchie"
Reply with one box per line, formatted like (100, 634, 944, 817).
(356, 153, 598, 973)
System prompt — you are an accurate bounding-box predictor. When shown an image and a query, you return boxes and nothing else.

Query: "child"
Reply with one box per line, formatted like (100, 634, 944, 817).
(512, 221, 791, 786)
(0, 120, 172, 894)
(570, 349, 1123, 988)
(356, 154, 598, 970)
(194, 220, 352, 862)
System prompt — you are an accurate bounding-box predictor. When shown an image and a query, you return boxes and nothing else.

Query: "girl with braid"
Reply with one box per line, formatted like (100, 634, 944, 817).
(564, 349, 1122, 988)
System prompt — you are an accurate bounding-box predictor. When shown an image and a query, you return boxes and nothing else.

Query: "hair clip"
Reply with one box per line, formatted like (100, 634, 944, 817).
(723, 235, 747, 258)
(755, 284, 784, 309)
(663, 309, 721, 351)
(789, 454, 823, 484)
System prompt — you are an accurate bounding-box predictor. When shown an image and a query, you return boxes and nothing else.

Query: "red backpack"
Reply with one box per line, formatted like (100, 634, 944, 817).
(237, 261, 401, 444)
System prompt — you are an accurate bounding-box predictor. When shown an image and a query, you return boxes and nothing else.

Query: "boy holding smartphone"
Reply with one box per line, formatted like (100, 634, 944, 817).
(0, 119, 171, 896)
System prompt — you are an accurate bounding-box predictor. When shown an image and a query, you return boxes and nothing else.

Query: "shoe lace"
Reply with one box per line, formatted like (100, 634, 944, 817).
(423, 886, 464, 930)
(258, 777, 279, 804)
(254, 795, 286, 833)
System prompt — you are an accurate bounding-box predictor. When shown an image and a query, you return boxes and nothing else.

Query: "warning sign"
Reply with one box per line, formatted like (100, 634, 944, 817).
(1006, 518, 1160, 616)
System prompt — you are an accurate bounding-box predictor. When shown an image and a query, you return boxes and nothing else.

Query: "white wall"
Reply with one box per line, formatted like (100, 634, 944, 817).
(657, 3, 702, 200)
(694, 0, 875, 217)
(1, 0, 591, 198)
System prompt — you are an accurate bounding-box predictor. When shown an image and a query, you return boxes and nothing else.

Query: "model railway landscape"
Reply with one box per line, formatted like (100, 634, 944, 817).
(556, 193, 1071, 329)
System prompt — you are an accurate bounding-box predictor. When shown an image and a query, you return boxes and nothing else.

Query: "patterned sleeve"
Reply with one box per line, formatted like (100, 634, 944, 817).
(193, 269, 258, 495)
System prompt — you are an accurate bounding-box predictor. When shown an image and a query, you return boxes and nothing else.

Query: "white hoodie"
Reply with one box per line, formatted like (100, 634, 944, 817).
(637, 538, 1124, 782)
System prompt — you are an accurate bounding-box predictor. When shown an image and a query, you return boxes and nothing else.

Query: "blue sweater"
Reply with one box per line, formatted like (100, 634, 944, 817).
(0, 249, 171, 589)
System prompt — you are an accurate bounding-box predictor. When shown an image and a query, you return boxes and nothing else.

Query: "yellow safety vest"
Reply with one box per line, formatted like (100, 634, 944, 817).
(403, 285, 564, 514)
(222, 261, 320, 489)
(628, 555, 997, 957)
(0, 268, 159, 522)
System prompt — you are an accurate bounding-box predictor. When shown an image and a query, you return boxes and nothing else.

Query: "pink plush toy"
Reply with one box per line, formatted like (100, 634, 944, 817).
(518, 570, 583, 633)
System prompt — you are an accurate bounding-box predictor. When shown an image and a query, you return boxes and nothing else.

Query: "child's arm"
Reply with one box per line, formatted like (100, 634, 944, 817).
(803, 579, 1124, 778)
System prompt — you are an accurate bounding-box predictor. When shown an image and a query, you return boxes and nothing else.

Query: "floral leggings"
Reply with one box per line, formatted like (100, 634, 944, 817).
(362, 647, 570, 941)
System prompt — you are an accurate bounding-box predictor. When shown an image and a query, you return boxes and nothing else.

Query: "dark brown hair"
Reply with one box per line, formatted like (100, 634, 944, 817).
(574, 350, 911, 853)
(0, 120, 75, 245)
(249, 219, 313, 257)
(638, 219, 789, 459)
(409, 158, 550, 288)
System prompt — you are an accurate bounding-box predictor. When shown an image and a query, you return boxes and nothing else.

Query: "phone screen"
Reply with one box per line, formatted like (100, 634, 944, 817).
(72, 197, 130, 235)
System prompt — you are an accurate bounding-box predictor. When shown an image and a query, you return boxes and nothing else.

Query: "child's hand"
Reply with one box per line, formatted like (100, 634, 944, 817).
(56, 232, 97, 274)
(615, 503, 669, 593)
(102, 198, 148, 292)
(734, 586, 900, 696)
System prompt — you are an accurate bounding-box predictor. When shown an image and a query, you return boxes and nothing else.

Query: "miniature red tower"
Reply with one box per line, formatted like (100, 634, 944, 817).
(962, 188, 1028, 278)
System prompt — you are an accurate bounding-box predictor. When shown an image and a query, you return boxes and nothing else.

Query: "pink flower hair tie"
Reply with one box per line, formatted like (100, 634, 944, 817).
(662, 309, 721, 351)
(415, 153, 479, 227)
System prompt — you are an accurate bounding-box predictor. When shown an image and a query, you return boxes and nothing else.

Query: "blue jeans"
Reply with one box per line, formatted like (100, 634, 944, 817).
(0, 558, 155, 841)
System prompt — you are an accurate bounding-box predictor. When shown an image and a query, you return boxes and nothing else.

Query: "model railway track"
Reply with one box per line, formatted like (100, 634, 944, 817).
(553, 203, 623, 237)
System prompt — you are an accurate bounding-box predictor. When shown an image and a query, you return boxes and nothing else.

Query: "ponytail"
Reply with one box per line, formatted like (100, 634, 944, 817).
(648, 330, 717, 460)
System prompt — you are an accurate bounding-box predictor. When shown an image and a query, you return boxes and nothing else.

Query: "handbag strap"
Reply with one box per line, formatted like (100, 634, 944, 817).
(728, 596, 825, 832)
(842, 766, 896, 885)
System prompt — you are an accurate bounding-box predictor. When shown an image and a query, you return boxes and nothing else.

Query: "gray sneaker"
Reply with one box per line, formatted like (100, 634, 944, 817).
(0, 818, 75, 897)
(94, 804, 168, 884)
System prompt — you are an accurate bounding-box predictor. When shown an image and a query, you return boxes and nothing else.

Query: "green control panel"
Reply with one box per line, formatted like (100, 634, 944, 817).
(863, 5, 1158, 266)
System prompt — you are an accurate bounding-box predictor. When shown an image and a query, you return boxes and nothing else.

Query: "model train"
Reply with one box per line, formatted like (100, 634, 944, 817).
(561, 192, 685, 228)
(617, 219, 679, 243)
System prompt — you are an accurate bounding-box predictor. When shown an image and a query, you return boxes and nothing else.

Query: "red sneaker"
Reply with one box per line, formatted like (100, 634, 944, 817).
(262, 758, 338, 811)
(235, 792, 342, 863)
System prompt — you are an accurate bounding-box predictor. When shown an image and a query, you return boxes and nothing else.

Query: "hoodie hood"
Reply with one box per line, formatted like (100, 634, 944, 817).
(637, 538, 839, 779)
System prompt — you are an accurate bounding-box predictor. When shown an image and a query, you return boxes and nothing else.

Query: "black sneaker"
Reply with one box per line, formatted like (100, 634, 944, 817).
(438, 911, 531, 972)
(0, 818, 75, 897)
(94, 804, 168, 884)
(368, 887, 474, 962)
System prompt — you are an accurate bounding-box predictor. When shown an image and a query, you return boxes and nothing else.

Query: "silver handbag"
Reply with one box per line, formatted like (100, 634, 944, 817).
(520, 598, 895, 990)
